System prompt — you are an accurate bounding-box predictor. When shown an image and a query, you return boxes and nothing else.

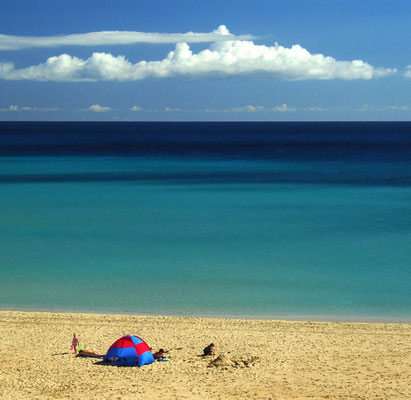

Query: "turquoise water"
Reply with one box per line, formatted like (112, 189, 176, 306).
(1, 156, 410, 320)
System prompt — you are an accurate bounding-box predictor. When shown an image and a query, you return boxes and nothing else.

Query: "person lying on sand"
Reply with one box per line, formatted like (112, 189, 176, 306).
(152, 348, 169, 361)
(76, 349, 105, 358)
(152, 348, 166, 360)
(203, 343, 215, 356)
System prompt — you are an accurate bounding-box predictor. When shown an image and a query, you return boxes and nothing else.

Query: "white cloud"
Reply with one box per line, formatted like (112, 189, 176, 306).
(228, 105, 266, 112)
(307, 106, 329, 112)
(0, 26, 252, 51)
(0, 105, 18, 112)
(272, 104, 296, 112)
(404, 65, 411, 78)
(130, 106, 142, 112)
(0, 104, 61, 112)
(227, 104, 296, 112)
(88, 104, 111, 112)
(165, 107, 183, 112)
(385, 105, 409, 111)
(357, 104, 409, 112)
(0, 40, 397, 82)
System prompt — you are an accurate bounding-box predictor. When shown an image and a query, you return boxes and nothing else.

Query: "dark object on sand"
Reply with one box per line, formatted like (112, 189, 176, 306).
(203, 343, 215, 356)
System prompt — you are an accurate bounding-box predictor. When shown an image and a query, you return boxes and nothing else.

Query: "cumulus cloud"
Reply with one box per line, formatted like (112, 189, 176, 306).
(0, 25, 252, 50)
(0, 40, 397, 82)
(404, 65, 411, 78)
(272, 104, 296, 112)
(130, 106, 142, 111)
(88, 104, 111, 112)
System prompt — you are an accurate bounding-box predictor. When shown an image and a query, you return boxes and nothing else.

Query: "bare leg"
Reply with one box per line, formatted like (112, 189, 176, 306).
(77, 350, 105, 358)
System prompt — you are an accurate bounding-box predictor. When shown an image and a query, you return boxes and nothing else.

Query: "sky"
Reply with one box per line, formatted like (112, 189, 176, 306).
(0, 0, 410, 121)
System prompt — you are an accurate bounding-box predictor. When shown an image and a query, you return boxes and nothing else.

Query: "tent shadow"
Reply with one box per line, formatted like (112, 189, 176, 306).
(92, 361, 137, 367)
(93, 360, 112, 366)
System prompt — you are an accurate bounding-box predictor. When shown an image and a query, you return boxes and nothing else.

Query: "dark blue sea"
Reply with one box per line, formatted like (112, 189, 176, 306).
(0, 122, 410, 320)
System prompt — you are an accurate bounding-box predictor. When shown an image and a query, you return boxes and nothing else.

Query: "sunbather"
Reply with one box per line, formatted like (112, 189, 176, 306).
(152, 348, 168, 360)
(76, 349, 105, 358)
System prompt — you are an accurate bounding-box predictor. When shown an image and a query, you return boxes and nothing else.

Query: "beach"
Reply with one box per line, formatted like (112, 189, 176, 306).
(0, 311, 410, 399)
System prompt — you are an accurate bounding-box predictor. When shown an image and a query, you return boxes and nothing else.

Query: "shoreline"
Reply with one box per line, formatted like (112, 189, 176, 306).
(1, 306, 410, 324)
(1, 310, 410, 399)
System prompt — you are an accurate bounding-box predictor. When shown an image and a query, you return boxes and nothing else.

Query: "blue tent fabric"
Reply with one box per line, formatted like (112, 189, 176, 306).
(104, 335, 155, 367)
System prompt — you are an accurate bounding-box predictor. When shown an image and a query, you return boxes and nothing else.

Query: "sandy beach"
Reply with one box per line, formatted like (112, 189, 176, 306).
(0, 311, 409, 399)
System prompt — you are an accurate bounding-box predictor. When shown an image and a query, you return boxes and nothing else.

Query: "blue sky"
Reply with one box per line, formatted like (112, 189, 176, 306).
(0, 0, 410, 121)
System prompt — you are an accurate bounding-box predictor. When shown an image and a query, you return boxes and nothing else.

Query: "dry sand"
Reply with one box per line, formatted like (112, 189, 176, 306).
(0, 311, 410, 399)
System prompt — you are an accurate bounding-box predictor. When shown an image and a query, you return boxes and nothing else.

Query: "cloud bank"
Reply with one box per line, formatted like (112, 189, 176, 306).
(357, 104, 409, 112)
(228, 104, 296, 113)
(404, 65, 411, 78)
(1, 103, 408, 114)
(0, 40, 396, 82)
(0, 26, 252, 50)
(0, 105, 61, 112)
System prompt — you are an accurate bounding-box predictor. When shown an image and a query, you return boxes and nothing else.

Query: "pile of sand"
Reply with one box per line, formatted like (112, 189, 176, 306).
(209, 354, 259, 369)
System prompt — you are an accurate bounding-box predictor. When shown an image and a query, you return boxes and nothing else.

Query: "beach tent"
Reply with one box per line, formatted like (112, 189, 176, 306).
(104, 335, 155, 367)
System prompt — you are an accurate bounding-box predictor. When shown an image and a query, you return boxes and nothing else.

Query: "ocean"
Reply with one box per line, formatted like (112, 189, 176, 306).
(0, 122, 410, 320)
